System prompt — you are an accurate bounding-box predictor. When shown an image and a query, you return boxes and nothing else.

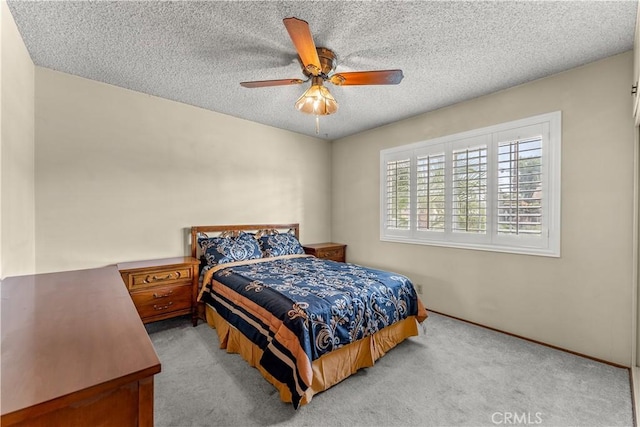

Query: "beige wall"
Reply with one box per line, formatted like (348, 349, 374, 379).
(34, 68, 331, 273)
(0, 0, 35, 279)
(332, 52, 635, 366)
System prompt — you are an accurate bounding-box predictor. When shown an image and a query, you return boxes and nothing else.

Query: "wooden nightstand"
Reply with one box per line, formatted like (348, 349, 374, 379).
(118, 256, 200, 326)
(303, 243, 347, 262)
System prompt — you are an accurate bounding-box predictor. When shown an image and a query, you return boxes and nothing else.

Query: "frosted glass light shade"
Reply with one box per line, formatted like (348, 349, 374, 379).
(295, 82, 338, 115)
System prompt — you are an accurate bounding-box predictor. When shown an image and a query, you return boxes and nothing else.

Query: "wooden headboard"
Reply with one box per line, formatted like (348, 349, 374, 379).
(190, 223, 300, 259)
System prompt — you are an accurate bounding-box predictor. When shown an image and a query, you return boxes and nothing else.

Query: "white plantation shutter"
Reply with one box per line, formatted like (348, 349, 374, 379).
(452, 146, 487, 234)
(381, 111, 561, 257)
(416, 153, 445, 231)
(497, 136, 543, 236)
(385, 157, 411, 231)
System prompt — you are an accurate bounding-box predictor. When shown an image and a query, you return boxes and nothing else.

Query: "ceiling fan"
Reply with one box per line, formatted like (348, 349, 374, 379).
(240, 17, 404, 128)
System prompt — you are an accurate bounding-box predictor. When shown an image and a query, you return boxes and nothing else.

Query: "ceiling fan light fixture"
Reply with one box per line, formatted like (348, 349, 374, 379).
(240, 17, 403, 126)
(295, 77, 338, 116)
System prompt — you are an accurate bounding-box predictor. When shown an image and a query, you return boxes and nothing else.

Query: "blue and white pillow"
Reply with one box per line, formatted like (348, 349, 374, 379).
(199, 232, 262, 266)
(259, 233, 305, 258)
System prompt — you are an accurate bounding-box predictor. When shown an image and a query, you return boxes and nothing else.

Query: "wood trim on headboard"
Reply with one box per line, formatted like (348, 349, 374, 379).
(190, 223, 300, 259)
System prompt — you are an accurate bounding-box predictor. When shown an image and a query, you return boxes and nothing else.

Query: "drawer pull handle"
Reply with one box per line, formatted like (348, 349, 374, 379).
(153, 290, 173, 299)
(145, 271, 180, 283)
(153, 302, 174, 311)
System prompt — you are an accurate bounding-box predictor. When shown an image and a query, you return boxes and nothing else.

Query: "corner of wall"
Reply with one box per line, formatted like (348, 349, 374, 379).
(0, 0, 5, 279)
(1, 0, 36, 278)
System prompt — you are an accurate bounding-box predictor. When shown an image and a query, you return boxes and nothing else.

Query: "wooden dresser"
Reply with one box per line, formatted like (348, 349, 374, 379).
(303, 242, 347, 262)
(1, 267, 161, 427)
(118, 257, 200, 326)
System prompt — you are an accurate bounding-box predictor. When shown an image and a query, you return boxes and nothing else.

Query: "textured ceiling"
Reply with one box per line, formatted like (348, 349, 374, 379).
(7, 1, 638, 140)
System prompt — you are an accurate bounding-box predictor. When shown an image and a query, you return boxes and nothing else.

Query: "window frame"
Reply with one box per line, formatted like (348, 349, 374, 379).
(380, 111, 561, 257)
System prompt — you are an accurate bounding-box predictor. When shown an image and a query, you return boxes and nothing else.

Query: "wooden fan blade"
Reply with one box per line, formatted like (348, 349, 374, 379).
(240, 79, 304, 88)
(330, 70, 404, 86)
(283, 17, 321, 75)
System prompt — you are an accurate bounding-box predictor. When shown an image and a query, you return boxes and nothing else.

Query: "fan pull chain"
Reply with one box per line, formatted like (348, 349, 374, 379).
(315, 115, 320, 135)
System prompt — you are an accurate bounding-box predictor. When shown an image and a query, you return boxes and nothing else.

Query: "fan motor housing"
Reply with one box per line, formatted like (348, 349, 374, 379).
(301, 47, 337, 78)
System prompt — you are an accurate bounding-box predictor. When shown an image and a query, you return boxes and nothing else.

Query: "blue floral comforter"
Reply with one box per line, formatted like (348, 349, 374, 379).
(198, 255, 424, 407)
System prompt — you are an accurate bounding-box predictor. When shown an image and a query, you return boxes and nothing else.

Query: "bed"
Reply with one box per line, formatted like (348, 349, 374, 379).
(191, 223, 428, 408)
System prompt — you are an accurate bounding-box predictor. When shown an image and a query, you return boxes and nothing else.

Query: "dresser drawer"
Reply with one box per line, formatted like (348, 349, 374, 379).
(123, 266, 193, 290)
(131, 284, 192, 319)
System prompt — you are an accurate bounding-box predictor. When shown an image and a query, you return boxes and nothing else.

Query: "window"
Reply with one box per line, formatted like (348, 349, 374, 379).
(380, 111, 561, 257)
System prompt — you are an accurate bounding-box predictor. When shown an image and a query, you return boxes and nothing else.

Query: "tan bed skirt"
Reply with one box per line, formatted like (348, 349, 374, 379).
(204, 303, 421, 406)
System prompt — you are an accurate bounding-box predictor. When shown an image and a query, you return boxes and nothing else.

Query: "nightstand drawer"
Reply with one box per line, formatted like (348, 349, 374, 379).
(118, 256, 200, 326)
(303, 243, 347, 263)
(316, 247, 344, 261)
(131, 284, 192, 319)
(125, 267, 193, 290)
